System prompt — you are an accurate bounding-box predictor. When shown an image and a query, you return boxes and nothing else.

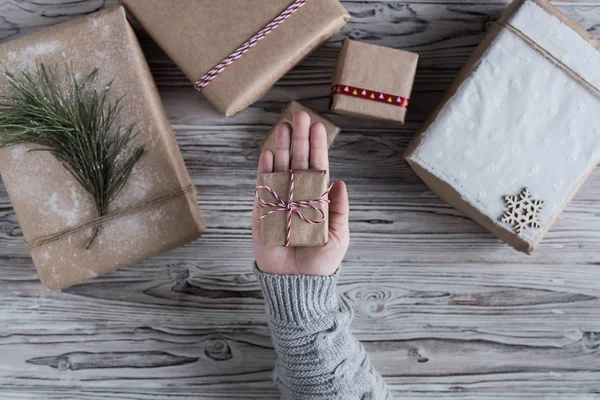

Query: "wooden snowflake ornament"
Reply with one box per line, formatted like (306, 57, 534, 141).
(501, 188, 545, 237)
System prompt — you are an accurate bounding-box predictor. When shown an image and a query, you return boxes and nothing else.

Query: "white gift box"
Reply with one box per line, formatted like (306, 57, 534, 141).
(406, 0, 600, 254)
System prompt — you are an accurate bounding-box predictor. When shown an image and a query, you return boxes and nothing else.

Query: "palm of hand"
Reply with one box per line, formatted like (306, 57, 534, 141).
(253, 224, 347, 276)
(252, 112, 349, 277)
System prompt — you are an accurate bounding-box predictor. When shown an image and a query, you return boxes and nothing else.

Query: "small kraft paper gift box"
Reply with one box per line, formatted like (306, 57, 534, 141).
(261, 101, 341, 153)
(256, 170, 330, 247)
(331, 39, 419, 124)
(405, 0, 600, 254)
(0, 7, 205, 290)
(121, 0, 350, 117)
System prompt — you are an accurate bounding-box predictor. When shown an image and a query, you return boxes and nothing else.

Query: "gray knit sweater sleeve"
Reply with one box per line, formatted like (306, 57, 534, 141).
(256, 268, 392, 400)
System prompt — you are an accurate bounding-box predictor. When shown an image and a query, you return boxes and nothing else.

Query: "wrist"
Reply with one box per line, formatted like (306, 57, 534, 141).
(255, 267, 340, 326)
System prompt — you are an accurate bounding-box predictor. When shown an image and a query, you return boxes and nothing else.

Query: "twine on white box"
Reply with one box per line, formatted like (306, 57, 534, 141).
(491, 21, 600, 101)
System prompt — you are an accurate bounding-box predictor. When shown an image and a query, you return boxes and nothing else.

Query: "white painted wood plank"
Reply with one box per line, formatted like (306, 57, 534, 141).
(0, 0, 600, 399)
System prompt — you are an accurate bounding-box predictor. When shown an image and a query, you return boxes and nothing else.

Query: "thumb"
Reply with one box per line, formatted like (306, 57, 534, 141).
(328, 181, 349, 239)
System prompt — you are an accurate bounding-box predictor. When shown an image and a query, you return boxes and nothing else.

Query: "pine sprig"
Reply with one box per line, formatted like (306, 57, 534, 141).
(0, 64, 145, 247)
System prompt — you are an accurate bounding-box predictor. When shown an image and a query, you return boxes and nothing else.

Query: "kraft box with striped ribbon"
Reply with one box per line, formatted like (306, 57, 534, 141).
(121, 0, 350, 117)
(256, 170, 329, 247)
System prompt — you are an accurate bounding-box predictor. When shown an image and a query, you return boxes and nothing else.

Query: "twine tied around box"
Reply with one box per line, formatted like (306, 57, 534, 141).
(489, 21, 600, 101)
(255, 170, 332, 247)
(27, 185, 195, 251)
(195, 0, 308, 92)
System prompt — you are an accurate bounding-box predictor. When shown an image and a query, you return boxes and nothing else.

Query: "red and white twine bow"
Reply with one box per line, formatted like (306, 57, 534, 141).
(195, 0, 308, 92)
(256, 170, 332, 247)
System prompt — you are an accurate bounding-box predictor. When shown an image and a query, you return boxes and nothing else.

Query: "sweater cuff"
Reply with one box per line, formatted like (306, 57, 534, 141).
(255, 268, 340, 325)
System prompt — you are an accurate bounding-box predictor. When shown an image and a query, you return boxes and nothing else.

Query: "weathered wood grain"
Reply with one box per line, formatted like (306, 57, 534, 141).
(2, 325, 600, 393)
(1, 0, 600, 399)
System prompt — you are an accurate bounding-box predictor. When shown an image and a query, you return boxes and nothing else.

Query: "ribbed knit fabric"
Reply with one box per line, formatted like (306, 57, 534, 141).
(256, 268, 393, 400)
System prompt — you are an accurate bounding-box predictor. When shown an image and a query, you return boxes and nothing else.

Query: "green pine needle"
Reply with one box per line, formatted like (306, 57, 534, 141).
(0, 63, 145, 247)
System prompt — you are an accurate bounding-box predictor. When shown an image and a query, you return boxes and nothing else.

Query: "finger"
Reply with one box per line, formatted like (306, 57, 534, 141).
(273, 122, 292, 172)
(254, 150, 273, 228)
(328, 181, 349, 238)
(309, 122, 329, 172)
(257, 149, 274, 175)
(291, 111, 311, 170)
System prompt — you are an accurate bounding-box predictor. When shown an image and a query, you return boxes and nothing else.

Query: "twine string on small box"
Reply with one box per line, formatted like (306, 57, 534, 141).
(489, 21, 600, 101)
(255, 170, 332, 247)
(27, 185, 195, 250)
(195, 0, 308, 92)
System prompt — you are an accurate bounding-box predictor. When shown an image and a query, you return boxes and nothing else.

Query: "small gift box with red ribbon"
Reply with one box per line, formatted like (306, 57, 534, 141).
(256, 170, 330, 247)
(331, 39, 419, 124)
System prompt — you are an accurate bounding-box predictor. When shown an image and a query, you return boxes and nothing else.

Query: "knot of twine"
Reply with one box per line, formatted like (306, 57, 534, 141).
(255, 170, 332, 247)
(27, 185, 194, 251)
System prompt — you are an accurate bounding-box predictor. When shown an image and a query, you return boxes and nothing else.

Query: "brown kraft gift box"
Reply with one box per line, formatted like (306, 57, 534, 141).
(262, 101, 341, 153)
(257, 170, 329, 247)
(331, 39, 419, 124)
(121, 0, 351, 117)
(0, 6, 205, 290)
(404, 0, 600, 254)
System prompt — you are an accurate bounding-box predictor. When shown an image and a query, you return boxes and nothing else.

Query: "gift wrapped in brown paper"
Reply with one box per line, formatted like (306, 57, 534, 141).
(0, 6, 205, 290)
(331, 39, 419, 124)
(405, 0, 600, 253)
(261, 101, 341, 153)
(121, 0, 350, 117)
(256, 170, 329, 247)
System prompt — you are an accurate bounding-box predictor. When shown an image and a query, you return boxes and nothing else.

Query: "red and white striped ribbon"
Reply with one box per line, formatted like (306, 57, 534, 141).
(256, 170, 332, 247)
(194, 0, 308, 92)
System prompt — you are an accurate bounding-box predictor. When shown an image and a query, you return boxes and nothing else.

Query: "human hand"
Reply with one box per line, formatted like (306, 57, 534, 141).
(252, 111, 350, 276)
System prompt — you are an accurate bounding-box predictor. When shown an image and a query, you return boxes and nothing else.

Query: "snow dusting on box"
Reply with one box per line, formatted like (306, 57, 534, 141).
(42, 181, 82, 228)
(6, 40, 62, 70)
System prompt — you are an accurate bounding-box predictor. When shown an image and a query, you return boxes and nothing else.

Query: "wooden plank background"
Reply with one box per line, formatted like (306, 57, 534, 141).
(1, 0, 600, 398)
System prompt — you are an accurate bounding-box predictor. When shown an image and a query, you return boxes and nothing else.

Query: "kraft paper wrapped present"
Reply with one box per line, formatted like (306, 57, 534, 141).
(261, 101, 341, 152)
(0, 6, 205, 290)
(256, 170, 329, 247)
(121, 0, 351, 117)
(405, 0, 600, 254)
(331, 39, 419, 124)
